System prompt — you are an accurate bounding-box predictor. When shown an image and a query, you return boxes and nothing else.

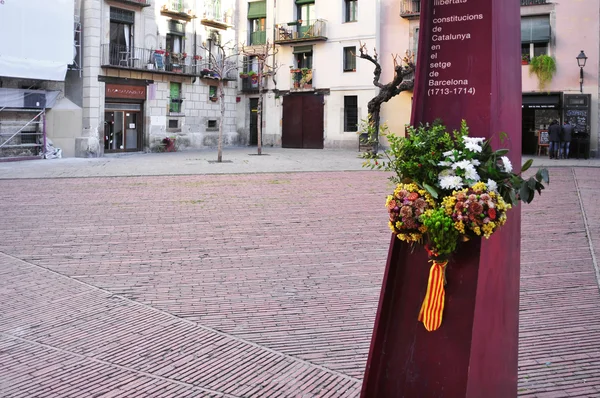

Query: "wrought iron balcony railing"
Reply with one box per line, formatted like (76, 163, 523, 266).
(289, 68, 314, 91)
(400, 0, 420, 19)
(201, 0, 231, 29)
(250, 30, 267, 46)
(110, 0, 151, 7)
(274, 20, 327, 44)
(101, 44, 201, 75)
(521, 0, 548, 5)
(161, 0, 194, 21)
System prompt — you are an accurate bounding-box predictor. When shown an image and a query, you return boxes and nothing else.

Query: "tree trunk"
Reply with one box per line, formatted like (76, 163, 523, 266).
(368, 99, 381, 153)
(217, 81, 225, 162)
(257, 60, 264, 155)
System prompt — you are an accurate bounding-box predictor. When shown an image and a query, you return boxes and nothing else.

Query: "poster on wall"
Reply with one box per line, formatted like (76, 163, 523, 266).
(0, 0, 75, 81)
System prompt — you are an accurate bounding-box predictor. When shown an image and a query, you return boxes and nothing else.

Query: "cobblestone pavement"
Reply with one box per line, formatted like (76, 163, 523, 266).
(1, 168, 599, 397)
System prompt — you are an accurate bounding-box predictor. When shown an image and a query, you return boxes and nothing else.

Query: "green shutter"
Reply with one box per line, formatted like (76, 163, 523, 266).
(248, 1, 266, 18)
(295, 0, 315, 4)
(521, 15, 550, 43)
(293, 45, 312, 54)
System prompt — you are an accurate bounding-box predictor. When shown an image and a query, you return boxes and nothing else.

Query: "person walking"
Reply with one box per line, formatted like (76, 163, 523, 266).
(560, 121, 573, 159)
(547, 120, 561, 159)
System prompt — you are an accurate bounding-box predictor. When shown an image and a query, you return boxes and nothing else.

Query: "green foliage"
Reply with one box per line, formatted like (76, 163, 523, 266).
(529, 55, 556, 91)
(361, 119, 550, 207)
(421, 208, 459, 259)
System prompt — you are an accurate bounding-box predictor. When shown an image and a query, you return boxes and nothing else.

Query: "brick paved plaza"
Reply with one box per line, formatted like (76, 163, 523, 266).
(1, 166, 600, 397)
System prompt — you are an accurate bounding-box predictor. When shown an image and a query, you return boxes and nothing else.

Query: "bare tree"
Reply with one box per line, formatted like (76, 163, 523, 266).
(240, 40, 280, 156)
(358, 41, 415, 152)
(200, 40, 239, 162)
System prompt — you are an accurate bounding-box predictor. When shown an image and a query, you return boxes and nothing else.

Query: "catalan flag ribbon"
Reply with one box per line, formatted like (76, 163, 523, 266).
(418, 260, 448, 332)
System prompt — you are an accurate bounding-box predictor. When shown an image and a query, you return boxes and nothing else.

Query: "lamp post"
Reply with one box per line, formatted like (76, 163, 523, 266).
(576, 50, 587, 93)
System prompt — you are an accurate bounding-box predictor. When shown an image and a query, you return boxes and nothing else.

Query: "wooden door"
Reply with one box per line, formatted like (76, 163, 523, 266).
(282, 95, 304, 148)
(282, 94, 323, 149)
(302, 94, 323, 149)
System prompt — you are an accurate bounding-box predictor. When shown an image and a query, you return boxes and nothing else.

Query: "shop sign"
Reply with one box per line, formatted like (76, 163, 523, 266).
(105, 84, 146, 100)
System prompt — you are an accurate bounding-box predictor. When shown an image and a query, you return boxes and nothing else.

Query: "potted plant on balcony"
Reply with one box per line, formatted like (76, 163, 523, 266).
(239, 71, 249, 79)
(521, 54, 530, 65)
(248, 70, 258, 84)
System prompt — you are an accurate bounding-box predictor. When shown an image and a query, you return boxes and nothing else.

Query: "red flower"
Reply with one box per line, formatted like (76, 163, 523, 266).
(488, 208, 496, 220)
(407, 192, 419, 201)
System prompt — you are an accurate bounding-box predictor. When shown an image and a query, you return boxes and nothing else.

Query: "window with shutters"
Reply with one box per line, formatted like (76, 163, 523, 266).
(169, 82, 182, 113)
(521, 15, 550, 63)
(248, 1, 267, 45)
(344, 0, 357, 23)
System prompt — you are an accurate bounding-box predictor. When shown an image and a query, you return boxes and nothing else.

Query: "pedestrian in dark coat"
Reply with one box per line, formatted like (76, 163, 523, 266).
(547, 120, 561, 159)
(560, 121, 573, 159)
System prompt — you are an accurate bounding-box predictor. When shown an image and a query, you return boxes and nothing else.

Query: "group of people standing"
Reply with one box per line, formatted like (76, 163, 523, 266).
(548, 120, 574, 159)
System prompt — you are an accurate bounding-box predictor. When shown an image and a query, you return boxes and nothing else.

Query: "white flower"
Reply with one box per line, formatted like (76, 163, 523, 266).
(439, 175, 464, 190)
(464, 166, 480, 182)
(463, 137, 485, 144)
(471, 159, 481, 166)
(442, 150, 455, 157)
(487, 179, 498, 192)
(501, 156, 513, 173)
(438, 161, 452, 167)
(464, 140, 482, 153)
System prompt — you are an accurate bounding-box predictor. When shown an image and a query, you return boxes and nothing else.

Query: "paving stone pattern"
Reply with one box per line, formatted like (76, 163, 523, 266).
(1, 169, 599, 397)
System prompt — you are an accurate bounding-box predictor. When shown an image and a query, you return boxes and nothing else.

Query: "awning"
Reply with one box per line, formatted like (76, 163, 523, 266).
(293, 45, 313, 54)
(521, 15, 550, 43)
(295, 0, 315, 4)
(248, 1, 266, 18)
(522, 94, 560, 109)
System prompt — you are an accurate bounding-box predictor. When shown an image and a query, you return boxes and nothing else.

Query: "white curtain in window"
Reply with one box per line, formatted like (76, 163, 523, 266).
(124, 25, 130, 51)
(174, 36, 181, 53)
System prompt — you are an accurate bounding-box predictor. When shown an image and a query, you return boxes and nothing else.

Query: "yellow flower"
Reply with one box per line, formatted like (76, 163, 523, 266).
(473, 226, 481, 236)
(418, 189, 426, 196)
(395, 221, 403, 229)
(472, 182, 487, 192)
(410, 233, 422, 242)
(419, 225, 428, 233)
(388, 221, 395, 232)
(454, 221, 465, 234)
(482, 222, 496, 238)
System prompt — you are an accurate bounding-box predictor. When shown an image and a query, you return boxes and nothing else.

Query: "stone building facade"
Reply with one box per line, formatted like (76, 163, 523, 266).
(72, 0, 239, 157)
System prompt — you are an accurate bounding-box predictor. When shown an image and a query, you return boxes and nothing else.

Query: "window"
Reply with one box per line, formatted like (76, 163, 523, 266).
(345, 0, 357, 23)
(344, 96, 358, 132)
(209, 86, 218, 102)
(297, 1, 315, 37)
(169, 82, 182, 113)
(294, 46, 313, 69)
(521, 15, 550, 62)
(343, 46, 356, 72)
(109, 8, 134, 65)
(248, 1, 267, 45)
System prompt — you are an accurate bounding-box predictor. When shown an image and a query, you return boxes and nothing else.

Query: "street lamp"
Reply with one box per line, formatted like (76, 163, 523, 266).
(576, 50, 587, 93)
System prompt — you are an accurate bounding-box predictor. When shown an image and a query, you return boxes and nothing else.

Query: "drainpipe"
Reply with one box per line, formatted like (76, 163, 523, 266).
(42, 110, 47, 159)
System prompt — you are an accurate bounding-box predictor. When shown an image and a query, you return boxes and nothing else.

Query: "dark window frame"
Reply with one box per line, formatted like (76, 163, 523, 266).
(343, 46, 356, 72)
(344, 0, 357, 23)
(344, 95, 358, 132)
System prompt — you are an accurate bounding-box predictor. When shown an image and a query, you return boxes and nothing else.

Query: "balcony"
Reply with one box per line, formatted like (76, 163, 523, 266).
(274, 20, 327, 44)
(521, 0, 548, 5)
(101, 44, 202, 76)
(289, 68, 314, 91)
(249, 30, 267, 46)
(201, 0, 231, 30)
(240, 76, 259, 92)
(400, 0, 420, 19)
(161, 0, 195, 21)
(110, 0, 151, 7)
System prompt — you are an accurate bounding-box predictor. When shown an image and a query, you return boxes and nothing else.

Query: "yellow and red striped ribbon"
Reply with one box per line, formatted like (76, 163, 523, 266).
(418, 260, 448, 332)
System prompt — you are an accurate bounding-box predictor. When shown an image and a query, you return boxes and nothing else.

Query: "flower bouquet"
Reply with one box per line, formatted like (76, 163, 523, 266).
(363, 120, 549, 331)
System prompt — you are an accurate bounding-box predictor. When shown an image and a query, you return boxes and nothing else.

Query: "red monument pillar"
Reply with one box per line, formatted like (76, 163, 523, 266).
(361, 0, 522, 396)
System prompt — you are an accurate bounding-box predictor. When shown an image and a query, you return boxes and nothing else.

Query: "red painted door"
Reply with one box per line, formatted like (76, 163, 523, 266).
(282, 94, 323, 149)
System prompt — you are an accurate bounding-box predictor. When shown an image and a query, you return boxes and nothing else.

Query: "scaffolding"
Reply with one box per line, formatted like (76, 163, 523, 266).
(0, 109, 46, 161)
(68, 14, 82, 77)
